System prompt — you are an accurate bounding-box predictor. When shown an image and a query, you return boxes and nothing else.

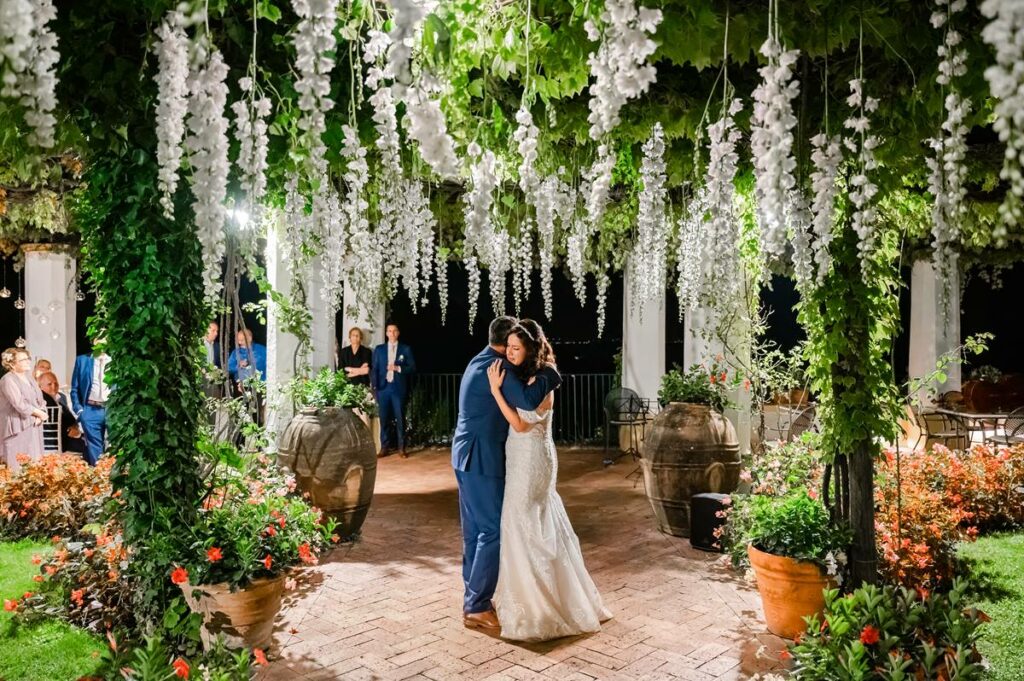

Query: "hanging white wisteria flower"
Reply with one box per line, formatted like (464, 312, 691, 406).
(788, 190, 815, 294)
(675, 187, 709, 317)
(584, 0, 662, 140)
(154, 12, 189, 218)
(586, 144, 616, 231)
(514, 104, 541, 199)
(808, 132, 843, 285)
(465, 255, 481, 332)
(843, 78, 881, 268)
(565, 193, 590, 308)
(702, 98, 744, 305)
(412, 184, 437, 309)
(232, 77, 272, 216)
(750, 33, 800, 262)
(184, 44, 231, 302)
(291, 0, 339, 173)
(488, 227, 511, 316)
(630, 122, 668, 321)
(340, 124, 379, 314)
(317, 183, 346, 313)
(534, 175, 570, 320)
(436, 246, 449, 325)
(511, 223, 533, 314)
(1, 0, 59, 148)
(462, 143, 498, 328)
(386, 0, 436, 91)
(595, 269, 611, 338)
(404, 82, 460, 179)
(928, 0, 971, 288)
(981, 0, 1024, 238)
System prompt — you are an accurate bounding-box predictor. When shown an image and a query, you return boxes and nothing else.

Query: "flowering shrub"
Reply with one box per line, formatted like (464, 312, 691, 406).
(789, 581, 986, 680)
(0, 454, 113, 540)
(287, 367, 376, 415)
(875, 443, 1024, 590)
(748, 434, 824, 497)
(178, 454, 336, 589)
(658, 359, 740, 413)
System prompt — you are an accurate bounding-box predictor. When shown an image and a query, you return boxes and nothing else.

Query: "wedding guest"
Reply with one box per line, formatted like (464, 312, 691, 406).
(204, 321, 221, 368)
(37, 371, 85, 455)
(227, 328, 267, 386)
(33, 358, 52, 381)
(339, 327, 372, 387)
(1, 347, 47, 472)
(71, 341, 111, 466)
(371, 323, 416, 458)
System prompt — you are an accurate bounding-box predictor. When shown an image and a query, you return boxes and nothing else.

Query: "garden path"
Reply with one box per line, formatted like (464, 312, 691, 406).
(257, 447, 787, 681)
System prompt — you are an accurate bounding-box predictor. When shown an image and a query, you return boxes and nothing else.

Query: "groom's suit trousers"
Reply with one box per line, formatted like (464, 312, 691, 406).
(455, 470, 504, 614)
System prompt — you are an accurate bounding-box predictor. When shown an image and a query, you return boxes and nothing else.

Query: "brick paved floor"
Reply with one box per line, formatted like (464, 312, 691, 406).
(258, 447, 788, 681)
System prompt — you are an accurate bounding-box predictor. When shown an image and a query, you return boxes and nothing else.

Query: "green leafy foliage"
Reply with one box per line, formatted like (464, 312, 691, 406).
(742, 490, 852, 569)
(790, 581, 986, 680)
(287, 367, 376, 414)
(658, 361, 738, 413)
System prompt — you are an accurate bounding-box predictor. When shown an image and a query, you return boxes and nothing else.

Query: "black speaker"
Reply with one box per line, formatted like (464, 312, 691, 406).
(689, 492, 729, 552)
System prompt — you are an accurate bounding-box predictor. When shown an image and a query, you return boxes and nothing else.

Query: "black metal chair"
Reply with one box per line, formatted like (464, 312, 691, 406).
(986, 406, 1024, 447)
(602, 388, 650, 466)
(785, 405, 817, 442)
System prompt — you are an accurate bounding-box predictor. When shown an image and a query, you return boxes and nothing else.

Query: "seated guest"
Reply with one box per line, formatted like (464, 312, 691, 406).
(33, 358, 51, 381)
(227, 328, 267, 386)
(37, 371, 85, 455)
(339, 327, 372, 387)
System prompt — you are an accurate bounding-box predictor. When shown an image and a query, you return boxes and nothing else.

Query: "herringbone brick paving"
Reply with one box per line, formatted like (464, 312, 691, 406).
(258, 447, 788, 680)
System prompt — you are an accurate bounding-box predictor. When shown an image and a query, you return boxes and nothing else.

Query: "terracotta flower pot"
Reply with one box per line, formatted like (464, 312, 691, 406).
(747, 544, 833, 640)
(180, 575, 285, 651)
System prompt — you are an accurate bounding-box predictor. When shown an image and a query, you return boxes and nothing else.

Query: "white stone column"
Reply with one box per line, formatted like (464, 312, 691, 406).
(22, 245, 77, 388)
(909, 257, 961, 405)
(305, 255, 335, 372)
(621, 265, 665, 405)
(683, 304, 752, 456)
(265, 218, 300, 447)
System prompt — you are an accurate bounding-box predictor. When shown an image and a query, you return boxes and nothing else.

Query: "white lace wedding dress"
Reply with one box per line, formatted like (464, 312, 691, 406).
(494, 406, 612, 641)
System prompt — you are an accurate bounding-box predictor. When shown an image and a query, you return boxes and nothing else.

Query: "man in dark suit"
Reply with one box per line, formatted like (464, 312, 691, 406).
(370, 322, 416, 458)
(451, 316, 561, 631)
(70, 343, 111, 466)
(37, 371, 86, 455)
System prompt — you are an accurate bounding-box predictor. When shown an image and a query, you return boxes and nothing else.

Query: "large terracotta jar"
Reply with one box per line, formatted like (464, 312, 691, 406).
(277, 407, 377, 539)
(180, 576, 284, 650)
(747, 544, 834, 639)
(640, 402, 740, 537)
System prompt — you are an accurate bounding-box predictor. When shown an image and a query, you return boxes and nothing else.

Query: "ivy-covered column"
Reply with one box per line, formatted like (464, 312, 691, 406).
(78, 156, 206, 615)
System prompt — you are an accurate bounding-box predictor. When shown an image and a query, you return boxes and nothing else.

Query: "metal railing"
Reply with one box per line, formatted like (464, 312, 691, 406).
(406, 372, 617, 445)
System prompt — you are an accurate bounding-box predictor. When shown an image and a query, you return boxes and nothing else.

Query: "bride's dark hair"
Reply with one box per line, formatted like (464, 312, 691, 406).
(508, 319, 556, 380)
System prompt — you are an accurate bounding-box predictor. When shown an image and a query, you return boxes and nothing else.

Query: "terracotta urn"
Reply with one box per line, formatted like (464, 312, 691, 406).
(180, 575, 285, 650)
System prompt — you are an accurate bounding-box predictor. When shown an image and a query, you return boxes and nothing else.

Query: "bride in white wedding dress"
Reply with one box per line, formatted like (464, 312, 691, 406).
(486, 320, 612, 641)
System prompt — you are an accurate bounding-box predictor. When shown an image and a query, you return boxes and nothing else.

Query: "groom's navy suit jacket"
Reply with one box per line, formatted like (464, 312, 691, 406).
(451, 346, 561, 478)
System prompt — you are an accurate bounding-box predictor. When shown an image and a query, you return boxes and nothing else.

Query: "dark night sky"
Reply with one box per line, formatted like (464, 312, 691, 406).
(2, 255, 1021, 382)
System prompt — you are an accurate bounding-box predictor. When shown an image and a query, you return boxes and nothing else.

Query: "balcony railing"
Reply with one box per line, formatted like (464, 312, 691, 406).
(404, 373, 617, 446)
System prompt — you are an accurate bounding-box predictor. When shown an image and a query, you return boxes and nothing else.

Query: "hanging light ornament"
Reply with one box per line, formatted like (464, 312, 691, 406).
(0, 259, 10, 298)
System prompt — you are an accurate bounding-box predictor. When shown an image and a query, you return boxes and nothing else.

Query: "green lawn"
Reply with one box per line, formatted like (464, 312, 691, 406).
(0, 539, 104, 681)
(961, 532, 1024, 681)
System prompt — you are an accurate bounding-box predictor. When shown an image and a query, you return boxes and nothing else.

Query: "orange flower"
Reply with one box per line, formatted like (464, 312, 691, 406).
(206, 547, 223, 562)
(171, 566, 189, 585)
(719, 371, 727, 382)
(32, 575, 43, 583)
(253, 648, 268, 666)
(262, 554, 272, 570)
(277, 517, 286, 529)
(31, 554, 41, 565)
(265, 525, 277, 537)
(860, 624, 880, 645)
(84, 548, 95, 559)
(709, 374, 717, 384)
(297, 543, 315, 565)
(331, 534, 340, 543)
(779, 649, 791, 660)
(71, 589, 85, 607)
(172, 657, 190, 678)
(3, 599, 17, 612)
(106, 630, 118, 652)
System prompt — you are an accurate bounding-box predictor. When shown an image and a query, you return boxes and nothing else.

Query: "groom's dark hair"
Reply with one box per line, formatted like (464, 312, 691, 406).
(488, 316, 518, 346)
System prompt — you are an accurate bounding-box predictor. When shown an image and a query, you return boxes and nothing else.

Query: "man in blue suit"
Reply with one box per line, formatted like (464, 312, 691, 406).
(371, 322, 416, 457)
(452, 316, 561, 631)
(70, 342, 112, 466)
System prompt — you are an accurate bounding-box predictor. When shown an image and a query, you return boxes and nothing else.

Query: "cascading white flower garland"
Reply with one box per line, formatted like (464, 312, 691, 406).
(843, 77, 880, 268)
(595, 269, 610, 338)
(386, 0, 435, 90)
(586, 144, 616, 232)
(462, 143, 498, 329)
(702, 98, 744, 305)
(514, 104, 541, 199)
(411, 183, 437, 309)
(584, 0, 662, 140)
(630, 122, 668, 321)
(980, 0, 1023, 240)
(928, 0, 970, 288)
(184, 43, 230, 302)
(339, 124, 378, 314)
(291, 0, 339, 174)
(0, 0, 59, 148)
(808, 132, 843, 285)
(232, 76, 272, 217)
(488, 227, 511, 315)
(750, 23, 800, 262)
(404, 81, 460, 179)
(788, 190, 814, 294)
(511, 224, 533, 314)
(317, 182, 346, 312)
(534, 175, 570, 320)
(675, 186, 709, 317)
(435, 246, 449, 325)
(153, 12, 189, 218)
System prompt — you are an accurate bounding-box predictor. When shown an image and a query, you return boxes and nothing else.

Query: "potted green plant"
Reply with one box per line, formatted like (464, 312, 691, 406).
(277, 368, 378, 539)
(741, 490, 852, 639)
(175, 451, 337, 651)
(641, 361, 742, 537)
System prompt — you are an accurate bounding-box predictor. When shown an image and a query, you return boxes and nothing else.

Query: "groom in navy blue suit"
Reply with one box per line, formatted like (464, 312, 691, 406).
(452, 316, 561, 630)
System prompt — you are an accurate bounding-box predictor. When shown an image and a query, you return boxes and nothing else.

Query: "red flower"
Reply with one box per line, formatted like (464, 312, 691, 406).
(298, 543, 316, 565)
(71, 589, 85, 607)
(22, 592, 33, 599)
(779, 649, 792, 660)
(170, 566, 189, 585)
(262, 554, 272, 570)
(253, 648, 268, 666)
(719, 371, 727, 382)
(331, 534, 340, 543)
(172, 657, 190, 678)
(860, 625, 880, 645)
(265, 525, 277, 537)
(277, 517, 286, 529)
(32, 575, 43, 583)
(3, 599, 17, 612)
(709, 374, 717, 384)
(31, 554, 41, 565)
(206, 547, 223, 562)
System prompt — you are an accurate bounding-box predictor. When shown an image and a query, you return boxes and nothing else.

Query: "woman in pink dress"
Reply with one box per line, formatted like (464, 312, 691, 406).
(1, 347, 47, 472)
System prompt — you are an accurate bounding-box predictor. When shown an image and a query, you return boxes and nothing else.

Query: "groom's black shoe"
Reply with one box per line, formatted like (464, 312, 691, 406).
(463, 609, 500, 631)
